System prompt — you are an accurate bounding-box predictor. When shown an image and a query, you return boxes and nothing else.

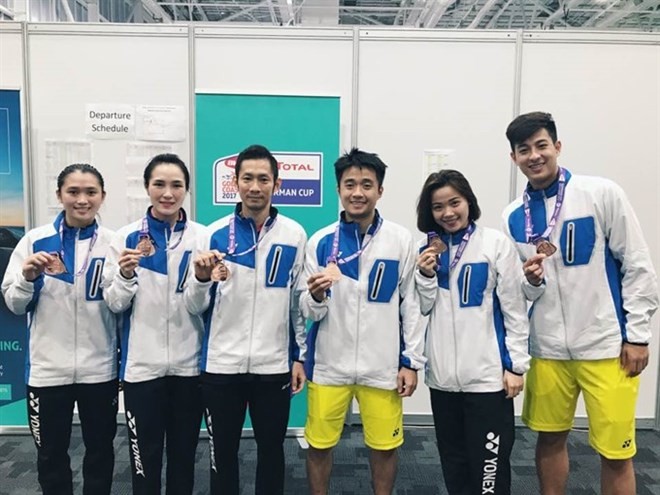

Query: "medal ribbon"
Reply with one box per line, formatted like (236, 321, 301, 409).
(59, 218, 98, 277)
(140, 212, 187, 252)
(227, 214, 276, 257)
(327, 216, 383, 265)
(443, 223, 475, 271)
(523, 167, 566, 244)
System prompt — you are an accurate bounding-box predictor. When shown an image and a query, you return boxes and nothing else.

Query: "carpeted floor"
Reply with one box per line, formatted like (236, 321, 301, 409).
(1, 426, 659, 494)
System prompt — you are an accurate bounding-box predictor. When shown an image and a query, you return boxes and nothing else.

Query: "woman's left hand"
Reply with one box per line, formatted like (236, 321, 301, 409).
(416, 247, 438, 278)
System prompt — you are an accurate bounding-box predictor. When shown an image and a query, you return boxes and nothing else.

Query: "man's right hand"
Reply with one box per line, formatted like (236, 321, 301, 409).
(193, 250, 224, 282)
(523, 253, 546, 286)
(307, 272, 333, 302)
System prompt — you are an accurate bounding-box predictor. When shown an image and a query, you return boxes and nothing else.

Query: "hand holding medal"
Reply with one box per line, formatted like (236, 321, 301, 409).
(211, 255, 230, 282)
(307, 270, 335, 303)
(118, 248, 143, 279)
(44, 252, 67, 275)
(22, 251, 60, 281)
(427, 232, 447, 257)
(534, 238, 557, 257)
(323, 261, 342, 283)
(136, 234, 156, 257)
(416, 232, 447, 278)
(523, 253, 546, 287)
(192, 250, 229, 283)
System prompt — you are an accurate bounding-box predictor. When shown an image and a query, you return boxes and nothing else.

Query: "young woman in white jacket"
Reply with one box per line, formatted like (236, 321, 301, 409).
(102, 153, 205, 495)
(1, 164, 118, 495)
(414, 169, 530, 495)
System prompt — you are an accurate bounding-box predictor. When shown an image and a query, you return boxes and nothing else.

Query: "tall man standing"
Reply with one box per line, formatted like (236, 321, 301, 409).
(185, 145, 307, 495)
(301, 148, 426, 495)
(501, 112, 658, 495)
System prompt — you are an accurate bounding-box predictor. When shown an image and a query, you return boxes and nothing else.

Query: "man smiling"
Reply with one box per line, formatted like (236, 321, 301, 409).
(501, 112, 658, 495)
(185, 144, 307, 495)
(301, 148, 426, 495)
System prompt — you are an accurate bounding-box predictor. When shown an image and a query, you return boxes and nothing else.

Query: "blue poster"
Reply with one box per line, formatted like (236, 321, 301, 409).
(0, 89, 27, 427)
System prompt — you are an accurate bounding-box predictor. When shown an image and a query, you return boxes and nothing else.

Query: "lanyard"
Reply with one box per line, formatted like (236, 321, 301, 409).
(444, 223, 475, 271)
(140, 215, 186, 251)
(58, 219, 98, 277)
(327, 216, 383, 265)
(227, 214, 276, 257)
(523, 168, 566, 244)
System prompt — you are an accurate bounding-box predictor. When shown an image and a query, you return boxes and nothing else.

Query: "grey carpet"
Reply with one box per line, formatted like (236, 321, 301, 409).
(1, 426, 659, 494)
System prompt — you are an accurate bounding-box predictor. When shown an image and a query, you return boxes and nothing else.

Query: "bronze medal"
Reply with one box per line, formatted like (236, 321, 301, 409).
(211, 260, 230, 282)
(45, 252, 67, 275)
(136, 235, 155, 257)
(323, 262, 342, 282)
(535, 239, 557, 257)
(429, 236, 447, 255)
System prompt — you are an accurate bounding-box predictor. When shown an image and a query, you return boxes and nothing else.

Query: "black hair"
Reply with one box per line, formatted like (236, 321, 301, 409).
(143, 153, 190, 190)
(334, 148, 387, 187)
(506, 111, 558, 151)
(235, 145, 279, 181)
(57, 163, 105, 192)
(416, 169, 481, 233)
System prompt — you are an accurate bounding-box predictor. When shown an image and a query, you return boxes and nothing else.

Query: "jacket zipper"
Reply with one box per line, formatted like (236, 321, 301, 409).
(247, 223, 259, 372)
(165, 226, 171, 375)
(448, 237, 462, 390)
(73, 231, 79, 383)
(354, 228, 362, 382)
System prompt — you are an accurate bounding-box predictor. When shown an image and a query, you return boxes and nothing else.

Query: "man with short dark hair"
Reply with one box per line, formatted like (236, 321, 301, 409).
(185, 144, 307, 495)
(301, 148, 426, 495)
(501, 112, 658, 495)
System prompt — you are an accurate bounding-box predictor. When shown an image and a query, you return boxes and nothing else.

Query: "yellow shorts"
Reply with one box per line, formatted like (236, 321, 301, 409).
(522, 357, 640, 460)
(304, 381, 403, 450)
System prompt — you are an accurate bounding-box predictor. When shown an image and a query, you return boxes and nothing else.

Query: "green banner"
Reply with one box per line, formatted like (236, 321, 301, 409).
(0, 89, 27, 428)
(195, 93, 341, 428)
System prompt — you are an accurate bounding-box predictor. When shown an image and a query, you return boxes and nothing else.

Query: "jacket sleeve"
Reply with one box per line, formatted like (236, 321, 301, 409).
(102, 232, 138, 313)
(415, 269, 437, 316)
(494, 236, 531, 375)
(1, 234, 40, 315)
(600, 181, 659, 345)
(398, 233, 427, 371)
(500, 211, 546, 302)
(299, 237, 329, 322)
(289, 229, 308, 362)
(183, 228, 214, 316)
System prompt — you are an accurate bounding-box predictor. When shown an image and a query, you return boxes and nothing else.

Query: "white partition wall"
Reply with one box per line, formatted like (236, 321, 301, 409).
(26, 23, 191, 230)
(518, 31, 660, 422)
(0, 24, 24, 89)
(357, 29, 519, 418)
(357, 30, 519, 233)
(194, 26, 354, 152)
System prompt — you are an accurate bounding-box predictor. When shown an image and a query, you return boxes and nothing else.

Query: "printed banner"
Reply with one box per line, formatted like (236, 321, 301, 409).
(214, 151, 323, 206)
(196, 93, 340, 428)
(0, 89, 27, 428)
